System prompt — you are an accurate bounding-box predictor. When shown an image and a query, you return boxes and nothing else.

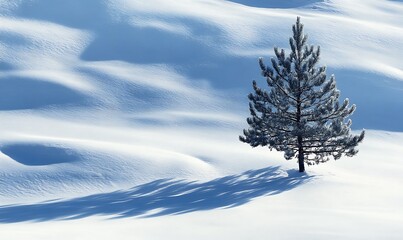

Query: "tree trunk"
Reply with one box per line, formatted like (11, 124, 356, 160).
(296, 39, 304, 173)
(298, 150, 305, 172)
(298, 136, 305, 172)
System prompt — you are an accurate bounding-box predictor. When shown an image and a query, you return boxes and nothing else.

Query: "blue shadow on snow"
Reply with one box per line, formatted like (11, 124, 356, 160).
(13, 0, 254, 90)
(1, 144, 80, 166)
(0, 77, 90, 111)
(227, 0, 323, 8)
(0, 166, 313, 223)
(331, 69, 403, 132)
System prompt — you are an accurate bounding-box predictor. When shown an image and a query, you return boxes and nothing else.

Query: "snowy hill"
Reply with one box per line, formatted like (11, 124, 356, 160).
(0, 0, 402, 239)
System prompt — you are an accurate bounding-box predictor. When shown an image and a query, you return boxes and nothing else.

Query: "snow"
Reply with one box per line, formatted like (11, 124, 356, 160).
(0, 0, 402, 239)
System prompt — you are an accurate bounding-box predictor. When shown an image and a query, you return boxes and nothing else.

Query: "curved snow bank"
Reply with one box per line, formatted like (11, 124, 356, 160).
(2, 144, 80, 166)
(0, 139, 220, 204)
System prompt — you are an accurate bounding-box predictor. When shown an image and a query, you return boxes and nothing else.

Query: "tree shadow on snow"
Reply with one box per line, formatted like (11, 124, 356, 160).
(0, 166, 313, 223)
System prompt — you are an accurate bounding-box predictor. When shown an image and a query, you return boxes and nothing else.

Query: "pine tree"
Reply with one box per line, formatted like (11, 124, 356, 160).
(240, 17, 365, 172)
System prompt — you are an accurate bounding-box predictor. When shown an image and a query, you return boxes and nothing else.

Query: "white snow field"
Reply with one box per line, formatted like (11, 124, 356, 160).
(0, 0, 402, 239)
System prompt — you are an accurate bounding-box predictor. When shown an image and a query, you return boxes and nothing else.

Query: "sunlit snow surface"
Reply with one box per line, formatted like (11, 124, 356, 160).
(0, 0, 402, 239)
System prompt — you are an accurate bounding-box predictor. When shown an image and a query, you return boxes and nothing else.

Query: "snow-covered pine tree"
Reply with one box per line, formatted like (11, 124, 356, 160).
(240, 17, 365, 172)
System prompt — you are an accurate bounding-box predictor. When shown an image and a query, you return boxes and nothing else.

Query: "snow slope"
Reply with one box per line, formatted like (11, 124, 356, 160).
(0, 0, 402, 239)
